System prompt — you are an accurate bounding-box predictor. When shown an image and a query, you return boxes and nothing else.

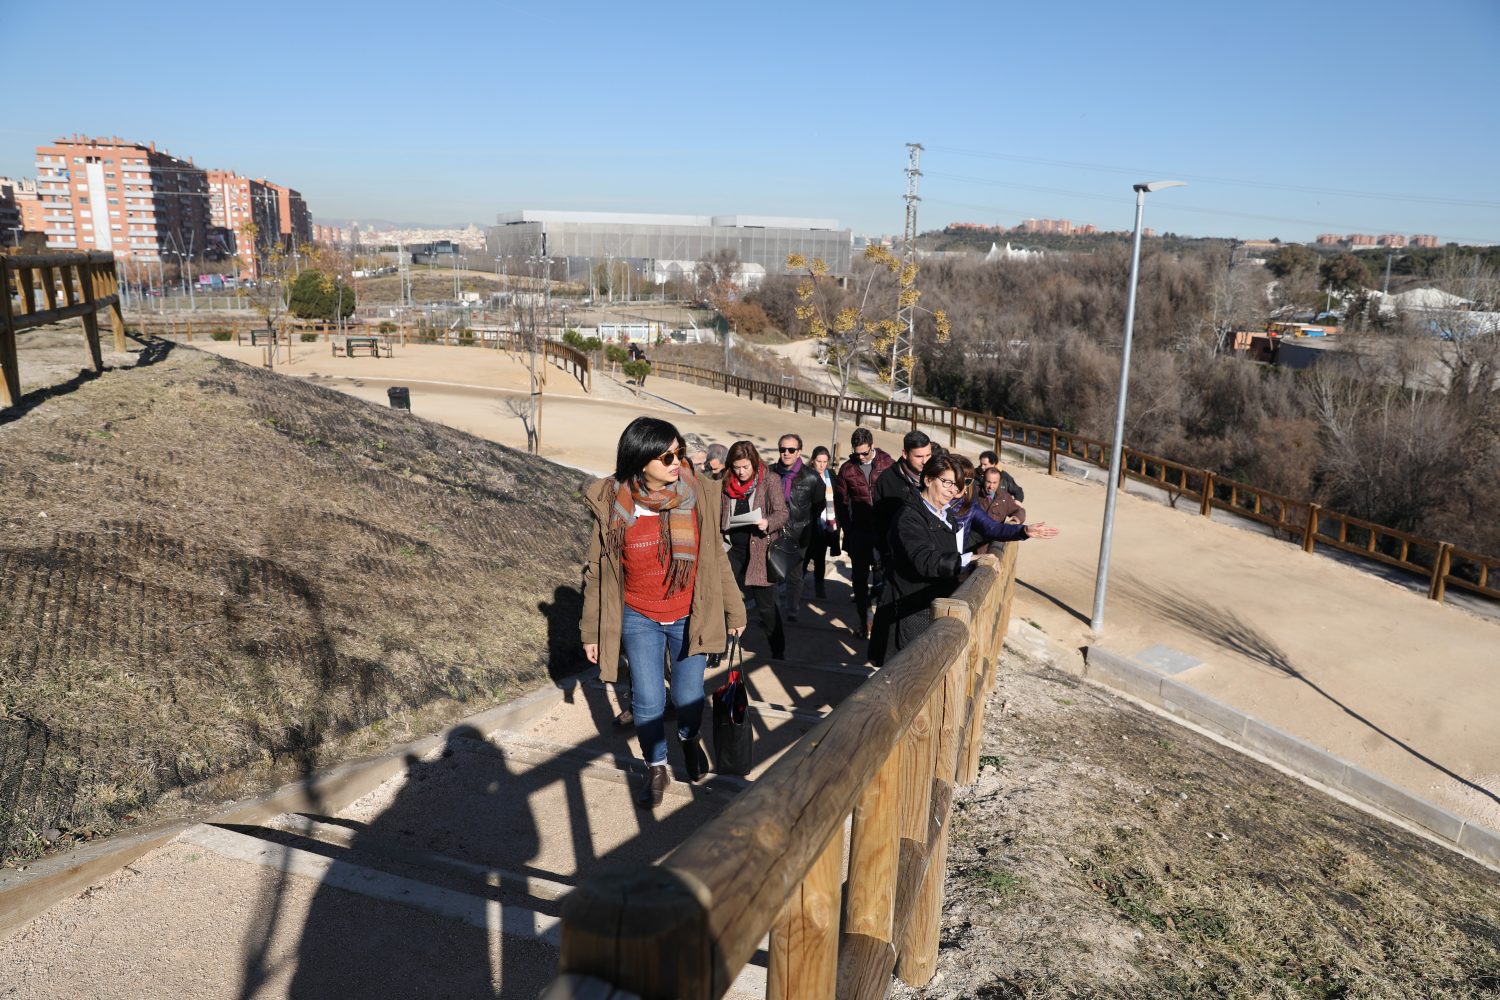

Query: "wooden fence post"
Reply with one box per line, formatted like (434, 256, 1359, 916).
(993, 420, 1003, 457)
(1428, 543, 1453, 602)
(78, 263, 105, 372)
(1047, 432, 1059, 476)
(897, 657, 965, 987)
(1303, 503, 1321, 554)
(1118, 447, 1130, 489)
(1200, 472, 1215, 517)
(0, 258, 19, 408)
(768, 829, 842, 1000)
(948, 407, 958, 448)
(840, 748, 900, 997)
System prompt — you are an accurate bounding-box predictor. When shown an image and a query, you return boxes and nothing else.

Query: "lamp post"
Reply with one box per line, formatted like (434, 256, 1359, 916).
(1090, 180, 1185, 634)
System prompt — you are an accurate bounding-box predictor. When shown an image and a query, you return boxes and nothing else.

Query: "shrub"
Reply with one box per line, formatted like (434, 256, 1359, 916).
(379, 321, 396, 334)
(604, 345, 629, 365)
(210, 331, 232, 342)
(301, 333, 318, 343)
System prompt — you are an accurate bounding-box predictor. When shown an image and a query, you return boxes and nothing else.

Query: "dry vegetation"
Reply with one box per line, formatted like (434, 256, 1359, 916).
(749, 250, 1500, 559)
(0, 337, 590, 863)
(900, 639, 1500, 999)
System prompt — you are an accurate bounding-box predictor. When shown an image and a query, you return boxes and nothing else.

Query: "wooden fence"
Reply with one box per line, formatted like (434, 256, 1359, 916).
(646, 360, 1500, 610)
(547, 546, 1020, 999)
(1, 252, 127, 408)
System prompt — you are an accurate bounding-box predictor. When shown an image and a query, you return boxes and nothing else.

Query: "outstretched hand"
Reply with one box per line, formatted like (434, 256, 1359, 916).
(1024, 522, 1059, 539)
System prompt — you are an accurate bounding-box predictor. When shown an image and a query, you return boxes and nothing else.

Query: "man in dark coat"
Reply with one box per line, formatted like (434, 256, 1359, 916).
(770, 433, 823, 621)
(834, 427, 894, 634)
(868, 430, 934, 649)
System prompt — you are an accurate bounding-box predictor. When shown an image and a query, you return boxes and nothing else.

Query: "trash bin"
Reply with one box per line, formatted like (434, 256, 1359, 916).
(387, 386, 411, 411)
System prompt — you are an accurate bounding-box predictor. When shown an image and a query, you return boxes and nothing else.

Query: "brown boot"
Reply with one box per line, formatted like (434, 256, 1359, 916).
(682, 738, 710, 784)
(636, 763, 670, 808)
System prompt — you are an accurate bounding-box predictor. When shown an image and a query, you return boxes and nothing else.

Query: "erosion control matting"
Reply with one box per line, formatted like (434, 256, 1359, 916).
(0, 339, 590, 864)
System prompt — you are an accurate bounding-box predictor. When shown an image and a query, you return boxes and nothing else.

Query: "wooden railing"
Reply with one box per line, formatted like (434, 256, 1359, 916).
(1, 252, 127, 408)
(645, 360, 1498, 610)
(547, 546, 1019, 999)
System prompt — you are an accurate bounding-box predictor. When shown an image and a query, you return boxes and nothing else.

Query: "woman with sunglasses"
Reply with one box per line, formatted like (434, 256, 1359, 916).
(721, 440, 789, 660)
(871, 454, 1057, 665)
(582, 417, 747, 808)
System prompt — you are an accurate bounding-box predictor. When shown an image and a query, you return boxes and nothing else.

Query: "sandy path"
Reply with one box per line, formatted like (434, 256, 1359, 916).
(193, 339, 1500, 829)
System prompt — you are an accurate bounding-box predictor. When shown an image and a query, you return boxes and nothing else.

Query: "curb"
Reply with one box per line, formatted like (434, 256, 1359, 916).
(0, 672, 580, 940)
(1080, 647, 1500, 870)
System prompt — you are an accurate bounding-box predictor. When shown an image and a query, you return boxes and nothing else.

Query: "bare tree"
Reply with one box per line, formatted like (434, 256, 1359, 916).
(789, 246, 947, 460)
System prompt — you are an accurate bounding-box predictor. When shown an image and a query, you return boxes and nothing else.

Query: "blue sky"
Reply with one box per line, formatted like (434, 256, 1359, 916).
(4, 0, 1497, 242)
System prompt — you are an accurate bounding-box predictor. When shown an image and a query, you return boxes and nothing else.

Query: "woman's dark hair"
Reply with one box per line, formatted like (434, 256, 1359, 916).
(927, 454, 974, 513)
(810, 445, 831, 463)
(614, 416, 683, 483)
(724, 440, 763, 482)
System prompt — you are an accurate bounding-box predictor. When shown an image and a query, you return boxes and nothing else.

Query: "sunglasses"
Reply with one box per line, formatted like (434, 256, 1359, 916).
(655, 448, 684, 466)
(779, 446, 800, 453)
(852, 449, 871, 459)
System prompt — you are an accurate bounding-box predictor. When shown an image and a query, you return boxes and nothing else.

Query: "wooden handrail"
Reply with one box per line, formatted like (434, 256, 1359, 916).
(1, 252, 127, 408)
(550, 553, 1016, 999)
(642, 360, 1498, 609)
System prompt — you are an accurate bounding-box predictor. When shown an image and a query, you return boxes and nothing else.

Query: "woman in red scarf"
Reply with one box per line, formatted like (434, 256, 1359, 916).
(582, 417, 746, 808)
(721, 440, 789, 660)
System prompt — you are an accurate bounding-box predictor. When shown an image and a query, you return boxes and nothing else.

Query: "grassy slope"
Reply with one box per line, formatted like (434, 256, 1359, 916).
(0, 344, 589, 862)
(906, 645, 1500, 999)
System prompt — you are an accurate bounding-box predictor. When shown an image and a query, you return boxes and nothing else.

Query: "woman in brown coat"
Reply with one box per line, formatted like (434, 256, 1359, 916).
(581, 417, 746, 807)
(721, 440, 789, 660)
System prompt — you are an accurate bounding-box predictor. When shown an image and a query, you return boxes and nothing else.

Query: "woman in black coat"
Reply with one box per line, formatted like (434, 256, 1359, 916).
(870, 455, 1057, 665)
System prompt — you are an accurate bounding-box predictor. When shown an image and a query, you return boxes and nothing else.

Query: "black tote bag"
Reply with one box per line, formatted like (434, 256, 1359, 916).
(711, 637, 753, 776)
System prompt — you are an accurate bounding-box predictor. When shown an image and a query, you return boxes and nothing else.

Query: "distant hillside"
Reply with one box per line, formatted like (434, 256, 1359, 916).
(0, 344, 590, 861)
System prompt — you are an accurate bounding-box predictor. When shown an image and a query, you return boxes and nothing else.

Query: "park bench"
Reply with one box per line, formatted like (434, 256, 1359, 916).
(249, 328, 279, 346)
(334, 335, 391, 358)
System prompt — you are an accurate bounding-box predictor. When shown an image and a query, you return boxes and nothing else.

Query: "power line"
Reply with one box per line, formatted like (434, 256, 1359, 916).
(926, 144, 1500, 210)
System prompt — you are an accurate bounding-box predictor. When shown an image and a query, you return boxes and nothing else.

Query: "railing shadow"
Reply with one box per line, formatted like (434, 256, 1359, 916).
(0, 334, 174, 425)
(233, 562, 869, 995)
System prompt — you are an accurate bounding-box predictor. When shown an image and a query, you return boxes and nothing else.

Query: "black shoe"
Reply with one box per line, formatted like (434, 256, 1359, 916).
(682, 738, 710, 783)
(613, 708, 634, 728)
(636, 764, 670, 808)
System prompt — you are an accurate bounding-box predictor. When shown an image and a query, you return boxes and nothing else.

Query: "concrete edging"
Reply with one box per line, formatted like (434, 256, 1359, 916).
(0, 673, 578, 940)
(1081, 647, 1499, 869)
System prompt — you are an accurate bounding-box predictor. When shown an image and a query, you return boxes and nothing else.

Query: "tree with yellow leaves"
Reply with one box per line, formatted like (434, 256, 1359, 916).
(787, 246, 949, 459)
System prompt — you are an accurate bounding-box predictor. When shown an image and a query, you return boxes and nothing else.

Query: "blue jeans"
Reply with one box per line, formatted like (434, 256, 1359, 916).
(620, 606, 707, 766)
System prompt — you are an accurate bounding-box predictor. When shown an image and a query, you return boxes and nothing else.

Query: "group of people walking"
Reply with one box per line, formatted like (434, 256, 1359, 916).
(581, 416, 1056, 807)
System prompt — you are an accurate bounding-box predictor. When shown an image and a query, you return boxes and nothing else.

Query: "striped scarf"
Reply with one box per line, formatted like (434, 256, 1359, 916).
(608, 475, 697, 596)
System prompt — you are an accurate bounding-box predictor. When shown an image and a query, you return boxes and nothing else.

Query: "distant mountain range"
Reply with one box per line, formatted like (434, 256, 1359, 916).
(313, 218, 484, 231)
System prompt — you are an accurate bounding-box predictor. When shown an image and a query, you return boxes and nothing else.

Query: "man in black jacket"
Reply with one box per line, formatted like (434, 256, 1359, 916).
(873, 430, 933, 547)
(770, 433, 823, 621)
(868, 430, 933, 647)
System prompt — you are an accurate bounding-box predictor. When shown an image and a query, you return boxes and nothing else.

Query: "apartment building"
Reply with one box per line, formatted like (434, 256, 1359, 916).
(266, 182, 312, 249)
(0, 178, 27, 246)
(1411, 234, 1441, 248)
(206, 169, 280, 273)
(33, 135, 209, 260)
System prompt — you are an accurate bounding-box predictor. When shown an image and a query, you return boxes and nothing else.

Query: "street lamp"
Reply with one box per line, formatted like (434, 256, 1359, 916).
(1090, 180, 1185, 634)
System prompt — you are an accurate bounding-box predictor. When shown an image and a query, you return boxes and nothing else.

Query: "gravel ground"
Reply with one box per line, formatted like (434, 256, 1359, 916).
(892, 632, 1500, 1000)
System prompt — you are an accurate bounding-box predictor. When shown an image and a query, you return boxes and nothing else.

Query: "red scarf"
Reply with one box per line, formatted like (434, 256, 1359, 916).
(723, 466, 762, 502)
